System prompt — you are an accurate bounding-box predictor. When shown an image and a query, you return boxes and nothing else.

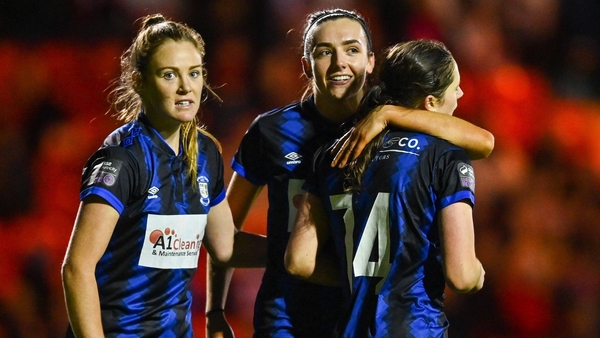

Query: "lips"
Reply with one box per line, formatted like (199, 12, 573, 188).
(330, 75, 351, 83)
(175, 100, 193, 107)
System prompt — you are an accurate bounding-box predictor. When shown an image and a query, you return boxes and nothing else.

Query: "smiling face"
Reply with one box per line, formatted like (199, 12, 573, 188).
(139, 39, 204, 131)
(303, 18, 374, 120)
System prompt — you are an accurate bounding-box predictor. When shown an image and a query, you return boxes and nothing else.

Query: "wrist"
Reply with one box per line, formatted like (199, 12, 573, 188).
(205, 308, 224, 316)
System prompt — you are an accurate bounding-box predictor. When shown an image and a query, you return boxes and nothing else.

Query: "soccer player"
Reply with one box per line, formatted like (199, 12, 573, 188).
(61, 14, 265, 337)
(207, 9, 492, 338)
(286, 39, 485, 337)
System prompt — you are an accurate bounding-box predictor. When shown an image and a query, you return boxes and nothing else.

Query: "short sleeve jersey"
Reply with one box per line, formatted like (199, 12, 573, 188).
(68, 114, 225, 338)
(308, 129, 476, 338)
(232, 97, 345, 337)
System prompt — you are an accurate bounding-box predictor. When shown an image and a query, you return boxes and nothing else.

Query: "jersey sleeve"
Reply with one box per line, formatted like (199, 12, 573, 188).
(80, 146, 140, 214)
(433, 149, 476, 209)
(231, 116, 268, 186)
(207, 140, 226, 206)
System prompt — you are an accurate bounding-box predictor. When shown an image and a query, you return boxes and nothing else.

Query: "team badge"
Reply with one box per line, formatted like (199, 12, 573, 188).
(198, 175, 210, 206)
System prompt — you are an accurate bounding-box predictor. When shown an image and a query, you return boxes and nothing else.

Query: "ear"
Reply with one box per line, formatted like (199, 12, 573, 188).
(366, 51, 375, 75)
(424, 95, 438, 112)
(301, 56, 312, 79)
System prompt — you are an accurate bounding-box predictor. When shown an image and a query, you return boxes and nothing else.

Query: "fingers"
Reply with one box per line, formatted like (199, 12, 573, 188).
(330, 130, 353, 168)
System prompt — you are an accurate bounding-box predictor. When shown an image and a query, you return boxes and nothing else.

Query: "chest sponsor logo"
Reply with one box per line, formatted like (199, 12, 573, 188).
(88, 160, 122, 187)
(139, 214, 206, 269)
(197, 176, 210, 206)
(285, 152, 302, 165)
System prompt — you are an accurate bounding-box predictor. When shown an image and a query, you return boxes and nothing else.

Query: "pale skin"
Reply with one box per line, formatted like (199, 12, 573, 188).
(206, 18, 492, 338)
(62, 39, 266, 338)
(285, 60, 484, 294)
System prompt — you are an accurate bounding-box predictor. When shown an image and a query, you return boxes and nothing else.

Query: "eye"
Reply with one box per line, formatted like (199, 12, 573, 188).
(190, 70, 201, 78)
(348, 47, 360, 54)
(315, 49, 332, 57)
(163, 71, 176, 80)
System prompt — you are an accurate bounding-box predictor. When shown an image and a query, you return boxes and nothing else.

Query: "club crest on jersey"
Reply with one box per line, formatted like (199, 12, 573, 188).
(457, 162, 475, 191)
(87, 159, 122, 187)
(198, 176, 210, 206)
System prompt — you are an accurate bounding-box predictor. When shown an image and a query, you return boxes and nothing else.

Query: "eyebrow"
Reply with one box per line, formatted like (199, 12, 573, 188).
(313, 39, 363, 50)
(155, 64, 203, 71)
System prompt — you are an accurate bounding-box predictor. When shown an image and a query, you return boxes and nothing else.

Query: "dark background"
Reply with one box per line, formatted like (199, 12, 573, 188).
(0, 0, 599, 337)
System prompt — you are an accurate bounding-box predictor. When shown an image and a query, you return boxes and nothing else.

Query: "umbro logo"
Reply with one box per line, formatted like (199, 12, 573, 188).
(148, 186, 159, 199)
(285, 152, 302, 164)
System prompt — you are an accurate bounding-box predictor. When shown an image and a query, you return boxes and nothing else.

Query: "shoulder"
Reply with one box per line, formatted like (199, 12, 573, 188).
(197, 130, 222, 155)
(102, 121, 145, 148)
(251, 101, 306, 125)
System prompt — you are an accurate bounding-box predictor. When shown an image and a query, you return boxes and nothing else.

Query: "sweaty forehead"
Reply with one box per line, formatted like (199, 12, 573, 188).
(307, 18, 368, 49)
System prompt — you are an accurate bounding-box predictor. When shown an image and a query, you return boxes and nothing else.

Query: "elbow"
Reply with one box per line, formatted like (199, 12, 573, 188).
(482, 131, 495, 158)
(61, 259, 78, 284)
(209, 249, 233, 268)
(284, 251, 313, 279)
(445, 263, 485, 294)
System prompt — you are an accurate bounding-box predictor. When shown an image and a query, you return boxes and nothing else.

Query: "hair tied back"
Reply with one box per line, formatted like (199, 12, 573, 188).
(141, 14, 167, 30)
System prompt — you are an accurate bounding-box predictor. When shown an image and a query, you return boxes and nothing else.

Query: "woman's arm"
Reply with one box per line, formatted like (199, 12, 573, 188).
(331, 105, 495, 167)
(203, 195, 267, 267)
(62, 196, 120, 337)
(285, 192, 342, 287)
(439, 202, 485, 293)
(205, 173, 266, 338)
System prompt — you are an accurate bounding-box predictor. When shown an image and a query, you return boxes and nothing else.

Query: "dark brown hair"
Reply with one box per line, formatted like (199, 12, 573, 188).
(345, 40, 455, 192)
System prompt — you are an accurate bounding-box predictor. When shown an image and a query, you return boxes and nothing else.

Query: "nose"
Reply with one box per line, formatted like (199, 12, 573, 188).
(457, 86, 464, 99)
(331, 49, 347, 69)
(178, 77, 191, 94)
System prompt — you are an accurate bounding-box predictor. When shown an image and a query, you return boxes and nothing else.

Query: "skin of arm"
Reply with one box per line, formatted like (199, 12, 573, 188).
(331, 105, 495, 167)
(206, 173, 265, 338)
(439, 202, 485, 294)
(203, 197, 267, 268)
(284, 192, 342, 287)
(62, 196, 120, 338)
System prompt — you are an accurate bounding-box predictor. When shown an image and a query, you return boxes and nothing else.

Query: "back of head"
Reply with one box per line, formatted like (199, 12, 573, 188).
(360, 40, 455, 117)
(346, 40, 455, 193)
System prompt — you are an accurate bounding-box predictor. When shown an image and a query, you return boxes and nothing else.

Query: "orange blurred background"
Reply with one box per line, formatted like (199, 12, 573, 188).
(0, 1, 599, 337)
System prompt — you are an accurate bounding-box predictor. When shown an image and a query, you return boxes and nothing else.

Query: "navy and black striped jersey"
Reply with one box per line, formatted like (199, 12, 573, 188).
(308, 129, 476, 338)
(68, 114, 225, 337)
(232, 97, 345, 337)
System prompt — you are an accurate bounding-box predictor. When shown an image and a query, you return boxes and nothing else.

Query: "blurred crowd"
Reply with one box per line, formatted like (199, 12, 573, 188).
(0, 0, 599, 337)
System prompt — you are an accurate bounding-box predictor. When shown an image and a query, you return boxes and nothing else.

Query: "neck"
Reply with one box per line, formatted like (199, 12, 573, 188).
(314, 93, 363, 124)
(143, 112, 182, 154)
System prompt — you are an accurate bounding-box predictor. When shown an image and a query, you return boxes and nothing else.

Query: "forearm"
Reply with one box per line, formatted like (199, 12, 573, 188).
(62, 266, 104, 337)
(225, 231, 267, 268)
(206, 262, 234, 313)
(381, 105, 494, 159)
